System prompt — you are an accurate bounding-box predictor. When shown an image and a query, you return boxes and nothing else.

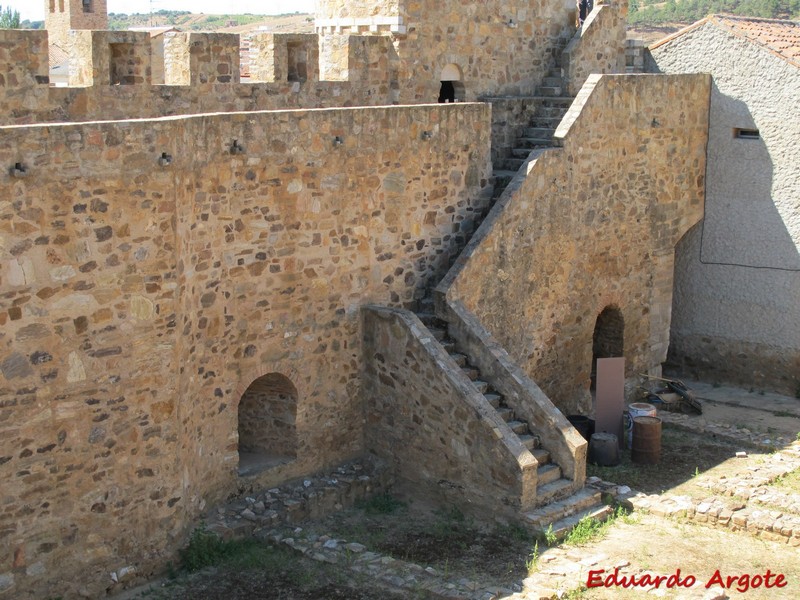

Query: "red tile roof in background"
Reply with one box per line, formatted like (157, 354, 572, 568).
(651, 14, 800, 68)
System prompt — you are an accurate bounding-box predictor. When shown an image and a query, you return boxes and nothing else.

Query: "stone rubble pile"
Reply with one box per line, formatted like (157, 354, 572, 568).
(203, 459, 393, 540)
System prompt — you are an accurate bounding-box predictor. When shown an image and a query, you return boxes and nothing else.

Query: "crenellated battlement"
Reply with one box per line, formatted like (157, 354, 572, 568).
(0, 27, 408, 123)
(0, 0, 607, 125)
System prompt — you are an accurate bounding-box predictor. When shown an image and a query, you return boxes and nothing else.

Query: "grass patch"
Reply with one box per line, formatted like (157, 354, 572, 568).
(562, 507, 620, 546)
(357, 493, 407, 515)
(179, 527, 283, 572)
(773, 469, 800, 494)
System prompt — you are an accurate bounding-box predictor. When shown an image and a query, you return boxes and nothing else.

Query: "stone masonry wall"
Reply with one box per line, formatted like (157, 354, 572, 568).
(562, 3, 627, 97)
(69, 31, 151, 87)
(648, 21, 800, 395)
(442, 74, 709, 415)
(362, 307, 537, 516)
(0, 103, 492, 599)
(163, 33, 240, 85)
(393, 0, 576, 102)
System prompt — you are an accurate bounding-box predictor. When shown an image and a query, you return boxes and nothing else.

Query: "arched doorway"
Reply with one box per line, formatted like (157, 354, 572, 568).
(237, 372, 298, 476)
(591, 306, 624, 391)
(438, 63, 465, 103)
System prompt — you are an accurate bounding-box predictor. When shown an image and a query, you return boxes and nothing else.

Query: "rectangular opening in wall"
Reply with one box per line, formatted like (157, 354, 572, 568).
(109, 43, 135, 85)
(734, 128, 760, 140)
(82, 0, 93, 13)
(286, 42, 307, 82)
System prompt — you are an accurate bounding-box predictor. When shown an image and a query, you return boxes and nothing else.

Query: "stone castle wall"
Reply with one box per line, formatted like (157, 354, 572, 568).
(441, 74, 710, 415)
(648, 21, 800, 395)
(0, 102, 493, 599)
(562, 3, 627, 96)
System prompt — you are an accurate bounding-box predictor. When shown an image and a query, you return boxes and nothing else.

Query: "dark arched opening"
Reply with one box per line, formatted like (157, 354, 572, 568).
(438, 80, 455, 103)
(237, 372, 298, 477)
(438, 63, 465, 103)
(591, 306, 624, 391)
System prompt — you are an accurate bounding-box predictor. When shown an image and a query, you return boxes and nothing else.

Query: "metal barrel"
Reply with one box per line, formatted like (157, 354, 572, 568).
(631, 415, 662, 464)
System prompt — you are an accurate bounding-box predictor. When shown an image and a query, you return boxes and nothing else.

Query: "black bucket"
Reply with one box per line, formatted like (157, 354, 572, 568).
(589, 432, 620, 466)
(567, 415, 592, 441)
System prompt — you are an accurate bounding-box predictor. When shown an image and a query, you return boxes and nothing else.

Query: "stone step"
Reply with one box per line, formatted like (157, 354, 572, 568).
(536, 85, 562, 97)
(531, 447, 550, 463)
(428, 327, 447, 341)
(537, 463, 562, 486)
(535, 478, 575, 505)
(496, 406, 514, 422)
(523, 127, 556, 139)
(519, 434, 540, 451)
(417, 296, 434, 312)
(496, 158, 525, 172)
(484, 392, 502, 408)
(507, 420, 529, 435)
(449, 352, 467, 367)
(529, 116, 564, 128)
(461, 366, 479, 381)
(530, 95, 574, 104)
(416, 311, 441, 327)
(537, 504, 615, 541)
(473, 380, 490, 394)
(512, 144, 550, 156)
(523, 487, 603, 528)
(542, 76, 563, 87)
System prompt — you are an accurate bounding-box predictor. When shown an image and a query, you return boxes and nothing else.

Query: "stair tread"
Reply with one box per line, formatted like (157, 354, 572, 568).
(523, 487, 602, 526)
(537, 463, 562, 485)
(535, 478, 574, 504)
(484, 392, 502, 407)
(449, 352, 467, 367)
(530, 446, 549, 462)
(461, 367, 479, 380)
(428, 327, 447, 341)
(473, 380, 490, 393)
(496, 406, 514, 421)
(543, 504, 615, 539)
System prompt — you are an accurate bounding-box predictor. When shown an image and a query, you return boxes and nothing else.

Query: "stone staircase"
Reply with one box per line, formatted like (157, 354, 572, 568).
(491, 67, 576, 200)
(408, 45, 609, 537)
(523, 487, 615, 540)
(416, 307, 581, 508)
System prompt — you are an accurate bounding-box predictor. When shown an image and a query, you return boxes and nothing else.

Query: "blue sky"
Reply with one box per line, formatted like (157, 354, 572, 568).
(6, 1, 316, 23)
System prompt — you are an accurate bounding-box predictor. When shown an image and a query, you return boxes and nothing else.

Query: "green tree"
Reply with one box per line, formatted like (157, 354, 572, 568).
(0, 5, 21, 28)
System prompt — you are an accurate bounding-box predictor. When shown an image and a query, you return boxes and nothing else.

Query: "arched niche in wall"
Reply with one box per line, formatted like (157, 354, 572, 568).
(237, 372, 298, 477)
(438, 63, 465, 103)
(591, 306, 624, 391)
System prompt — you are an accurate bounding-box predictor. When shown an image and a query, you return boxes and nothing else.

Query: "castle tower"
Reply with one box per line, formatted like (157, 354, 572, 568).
(45, 0, 108, 50)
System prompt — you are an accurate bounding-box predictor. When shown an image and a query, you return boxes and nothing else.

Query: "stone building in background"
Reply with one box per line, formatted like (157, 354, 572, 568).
(45, 0, 108, 52)
(647, 15, 800, 395)
(1, 2, 791, 598)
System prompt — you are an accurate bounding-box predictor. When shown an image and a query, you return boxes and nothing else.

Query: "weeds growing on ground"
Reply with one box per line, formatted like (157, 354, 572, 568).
(357, 493, 407, 515)
(179, 527, 294, 573)
(525, 541, 540, 573)
(563, 506, 630, 546)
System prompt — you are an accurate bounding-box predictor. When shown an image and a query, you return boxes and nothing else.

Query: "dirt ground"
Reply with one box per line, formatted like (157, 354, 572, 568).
(566, 513, 800, 599)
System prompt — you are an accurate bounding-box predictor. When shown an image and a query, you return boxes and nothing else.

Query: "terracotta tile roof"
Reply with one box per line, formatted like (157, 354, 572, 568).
(651, 14, 800, 68)
(712, 14, 800, 64)
(48, 42, 69, 70)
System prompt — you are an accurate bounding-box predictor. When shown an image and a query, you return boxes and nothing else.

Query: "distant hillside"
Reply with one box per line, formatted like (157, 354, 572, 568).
(107, 10, 314, 33)
(629, 0, 800, 25)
